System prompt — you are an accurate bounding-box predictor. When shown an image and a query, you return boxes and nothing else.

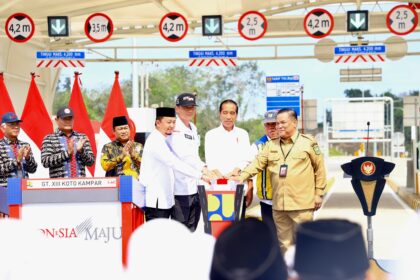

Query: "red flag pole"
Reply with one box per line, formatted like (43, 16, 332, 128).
(69, 71, 97, 176)
(0, 72, 16, 138)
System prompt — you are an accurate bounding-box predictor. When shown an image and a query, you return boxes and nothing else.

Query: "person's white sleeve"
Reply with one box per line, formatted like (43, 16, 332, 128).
(250, 143, 258, 158)
(238, 131, 252, 170)
(204, 131, 217, 170)
(153, 142, 202, 179)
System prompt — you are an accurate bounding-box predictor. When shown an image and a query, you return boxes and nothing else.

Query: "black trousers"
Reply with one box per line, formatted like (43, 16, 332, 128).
(172, 193, 201, 232)
(145, 207, 173, 221)
(260, 201, 276, 232)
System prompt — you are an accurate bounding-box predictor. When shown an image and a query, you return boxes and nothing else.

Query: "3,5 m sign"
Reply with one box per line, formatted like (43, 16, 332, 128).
(84, 13, 113, 43)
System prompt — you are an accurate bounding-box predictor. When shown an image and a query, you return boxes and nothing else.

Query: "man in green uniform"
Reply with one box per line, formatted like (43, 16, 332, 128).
(233, 108, 326, 254)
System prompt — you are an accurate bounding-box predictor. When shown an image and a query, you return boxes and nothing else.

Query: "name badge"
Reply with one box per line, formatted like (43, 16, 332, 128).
(184, 134, 193, 140)
(279, 164, 288, 177)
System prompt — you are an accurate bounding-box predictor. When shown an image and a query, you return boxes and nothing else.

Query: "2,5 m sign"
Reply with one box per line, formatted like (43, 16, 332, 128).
(5, 13, 35, 43)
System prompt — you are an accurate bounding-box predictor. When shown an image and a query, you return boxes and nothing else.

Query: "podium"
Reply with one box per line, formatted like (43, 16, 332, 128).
(341, 156, 395, 261)
(0, 176, 144, 266)
(198, 179, 244, 237)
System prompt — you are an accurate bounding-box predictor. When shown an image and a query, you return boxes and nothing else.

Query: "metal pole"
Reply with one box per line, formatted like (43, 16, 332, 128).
(132, 38, 139, 108)
(414, 99, 418, 194)
(145, 70, 149, 107)
(323, 101, 329, 158)
(140, 64, 145, 108)
(367, 216, 373, 259)
(301, 85, 304, 134)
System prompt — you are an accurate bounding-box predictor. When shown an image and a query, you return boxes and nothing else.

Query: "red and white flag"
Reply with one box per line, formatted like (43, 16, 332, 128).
(95, 71, 136, 177)
(20, 73, 54, 178)
(0, 73, 16, 138)
(69, 72, 97, 177)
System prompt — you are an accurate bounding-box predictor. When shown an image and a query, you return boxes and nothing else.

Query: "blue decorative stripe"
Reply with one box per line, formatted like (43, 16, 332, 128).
(0, 187, 8, 215)
(7, 178, 22, 205)
(266, 96, 300, 101)
(119, 176, 133, 202)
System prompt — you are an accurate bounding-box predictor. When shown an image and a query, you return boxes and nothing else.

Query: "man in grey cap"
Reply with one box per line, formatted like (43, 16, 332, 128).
(167, 93, 208, 231)
(249, 110, 279, 229)
(0, 112, 37, 188)
(41, 106, 95, 178)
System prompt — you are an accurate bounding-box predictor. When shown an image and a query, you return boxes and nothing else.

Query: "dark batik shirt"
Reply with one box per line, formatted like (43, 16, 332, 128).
(41, 129, 94, 178)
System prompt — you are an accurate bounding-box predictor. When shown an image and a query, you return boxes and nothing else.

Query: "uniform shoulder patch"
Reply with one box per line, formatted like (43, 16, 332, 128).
(313, 144, 321, 155)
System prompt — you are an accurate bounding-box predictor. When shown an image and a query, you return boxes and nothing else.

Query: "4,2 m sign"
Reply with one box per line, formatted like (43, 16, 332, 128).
(5, 13, 35, 43)
(304, 9, 334, 39)
(159, 12, 188, 42)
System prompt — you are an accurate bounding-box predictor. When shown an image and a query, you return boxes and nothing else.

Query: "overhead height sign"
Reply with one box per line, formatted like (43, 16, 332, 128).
(84, 13, 113, 42)
(304, 9, 334, 39)
(386, 5, 418, 35)
(159, 12, 188, 42)
(189, 50, 237, 67)
(47, 16, 69, 37)
(334, 45, 386, 63)
(36, 51, 85, 68)
(5, 13, 35, 43)
(238, 11, 267, 41)
(347, 10, 369, 32)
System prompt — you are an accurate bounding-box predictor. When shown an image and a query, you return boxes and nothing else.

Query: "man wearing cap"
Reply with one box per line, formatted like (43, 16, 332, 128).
(100, 116, 143, 180)
(166, 93, 207, 231)
(41, 107, 95, 178)
(250, 110, 279, 229)
(233, 108, 326, 254)
(139, 107, 211, 221)
(0, 112, 37, 188)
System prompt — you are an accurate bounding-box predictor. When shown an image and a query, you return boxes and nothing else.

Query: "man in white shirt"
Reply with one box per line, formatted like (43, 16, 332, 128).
(204, 99, 253, 218)
(167, 93, 207, 231)
(139, 107, 209, 221)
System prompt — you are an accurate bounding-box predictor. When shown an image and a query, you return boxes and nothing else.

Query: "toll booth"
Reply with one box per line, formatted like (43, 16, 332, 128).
(198, 179, 245, 237)
(0, 176, 144, 267)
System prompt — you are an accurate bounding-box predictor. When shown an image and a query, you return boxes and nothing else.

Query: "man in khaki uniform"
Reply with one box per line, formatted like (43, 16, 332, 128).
(234, 108, 326, 254)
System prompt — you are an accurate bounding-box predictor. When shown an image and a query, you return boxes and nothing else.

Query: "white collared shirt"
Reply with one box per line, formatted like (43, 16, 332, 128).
(167, 117, 205, 195)
(139, 129, 202, 209)
(204, 124, 252, 175)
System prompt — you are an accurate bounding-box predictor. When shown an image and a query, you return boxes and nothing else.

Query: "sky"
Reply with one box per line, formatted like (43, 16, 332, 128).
(60, 2, 420, 123)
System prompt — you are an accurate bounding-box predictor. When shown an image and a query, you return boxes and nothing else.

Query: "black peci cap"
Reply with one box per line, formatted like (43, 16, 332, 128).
(156, 107, 176, 118)
(294, 219, 369, 279)
(112, 116, 129, 128)
(210, 218, 288, 280)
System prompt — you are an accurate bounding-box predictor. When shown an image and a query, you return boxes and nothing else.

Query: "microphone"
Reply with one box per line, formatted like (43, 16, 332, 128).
(366, 122, 370, 156)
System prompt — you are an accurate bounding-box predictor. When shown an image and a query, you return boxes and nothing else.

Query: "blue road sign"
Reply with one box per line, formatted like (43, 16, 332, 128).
(36, 51, 85, 60)
(189, 50, 237, 58)
(266, 75, 300, 83)
(266, 75, 301, 116)
(266, 96, 301, 116)
(334, 45, 386, 55)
